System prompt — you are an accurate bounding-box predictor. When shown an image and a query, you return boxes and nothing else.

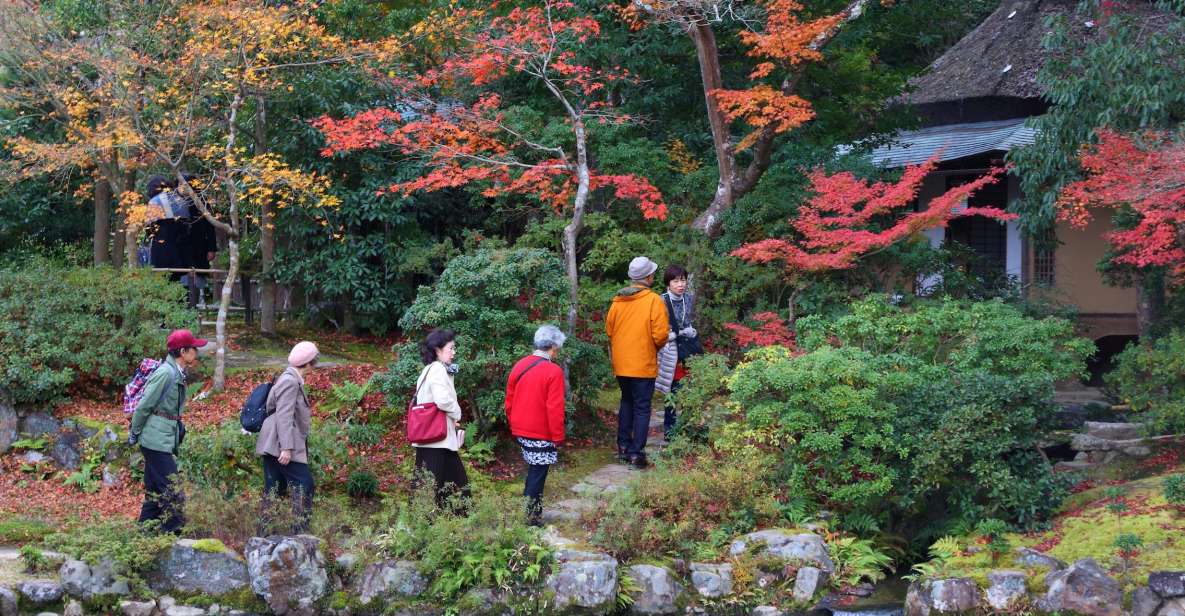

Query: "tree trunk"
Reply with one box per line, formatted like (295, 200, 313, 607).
(1135, 272, 1164, 338)
(688, 22, 734, 237)
(122, 169, 138, 266)
(212, 90, 247, 392)
(112, 215, 126, 269)
(93, 179, 111, 266)
(256, 95, 277, 334)
(214, 238, 239, 390)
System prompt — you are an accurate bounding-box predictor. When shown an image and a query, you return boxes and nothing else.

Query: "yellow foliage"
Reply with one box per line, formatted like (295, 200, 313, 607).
(665, 139, 701, 175)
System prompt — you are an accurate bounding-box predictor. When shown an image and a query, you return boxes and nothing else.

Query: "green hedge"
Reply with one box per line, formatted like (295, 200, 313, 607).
(730, 297, 1093, 539)
(0, 259, 197, 405)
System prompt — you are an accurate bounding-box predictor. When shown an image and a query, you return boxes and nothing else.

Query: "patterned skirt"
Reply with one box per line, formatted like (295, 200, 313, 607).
(516, 437, 558, 466)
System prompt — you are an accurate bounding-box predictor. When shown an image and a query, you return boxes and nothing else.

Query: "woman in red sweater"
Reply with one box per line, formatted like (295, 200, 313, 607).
(505, 325, 567, 526)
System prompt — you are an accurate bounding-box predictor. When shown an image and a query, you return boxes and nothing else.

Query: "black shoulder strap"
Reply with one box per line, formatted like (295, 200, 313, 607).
(512, 357, 549, 389)
(663, 293, 678, 329)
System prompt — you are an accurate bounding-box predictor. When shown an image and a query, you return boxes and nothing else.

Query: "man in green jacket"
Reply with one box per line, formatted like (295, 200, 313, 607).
(130, 329, 206, 533)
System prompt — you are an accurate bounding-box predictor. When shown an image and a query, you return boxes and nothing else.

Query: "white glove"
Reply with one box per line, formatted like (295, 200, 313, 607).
(667, 331, 677, 342)
(679, 326, 697, 338)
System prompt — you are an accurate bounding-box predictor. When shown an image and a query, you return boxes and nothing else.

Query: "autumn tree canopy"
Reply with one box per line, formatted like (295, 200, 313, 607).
(1058, 130, 1185, 278)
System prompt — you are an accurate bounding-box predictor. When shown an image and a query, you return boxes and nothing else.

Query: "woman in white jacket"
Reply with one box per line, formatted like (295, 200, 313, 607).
(412, 328, 470, 508)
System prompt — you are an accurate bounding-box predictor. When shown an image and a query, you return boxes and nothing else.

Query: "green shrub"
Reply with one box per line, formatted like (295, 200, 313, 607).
(347, 470, 379, 499)
(376, 484, 552, 601)
(43, 518, 175, 592)
(374, 247, 607, 436)
(728, 297, 1089, 540)
(179, 421, 261, 493)
(20, 545, 53, 573)
(668, 353, 734, 443)
(1108, 331, 1185, 435)
(591, 454, 783, 561)
(0, 258, 197, 404)
(1164, 474, 1185, 506)
(346, 422, 384, 447)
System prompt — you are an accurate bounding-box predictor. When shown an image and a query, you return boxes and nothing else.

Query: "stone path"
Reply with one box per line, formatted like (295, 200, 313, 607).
(542, 410, 668, 524)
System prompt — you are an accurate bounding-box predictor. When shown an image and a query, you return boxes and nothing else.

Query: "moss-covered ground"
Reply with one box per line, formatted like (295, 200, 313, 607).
(941, 461, 1185, 591)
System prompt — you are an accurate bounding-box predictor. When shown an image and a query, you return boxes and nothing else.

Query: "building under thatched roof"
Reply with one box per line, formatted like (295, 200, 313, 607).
(903, 0, 1175, 126)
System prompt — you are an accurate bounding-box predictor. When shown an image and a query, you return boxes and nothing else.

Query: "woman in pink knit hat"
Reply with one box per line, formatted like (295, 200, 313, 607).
(256, 340, 319, 532)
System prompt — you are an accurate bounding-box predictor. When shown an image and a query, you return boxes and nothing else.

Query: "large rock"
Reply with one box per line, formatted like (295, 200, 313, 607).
(63, 599, 82, 616)
(244, 535, 329, 616)
(546, 549, 617, 609)
(356, 560, 427, 605)
(1161, 598, 1185, 616)
(119, 600, 157, 616)
(1043, 558, 1122, 616)
(1014, 547, 1066, 570)
(0, 587, 17, 616)
(627, 564, 681, 615)
(905, 578, 979, 615)
(792, 566, 828, 602)
(689, 563, 733, 598)
(751, 608, 783, 616)
(59, 559, 130, 599)
(1151, 572, 1185, 598)
(986, 570, 1027, 610)
(728, 530, 834, 572)
(18, 581, 64, 606)
(0, 404, 16, 455)
(1133, 586, 1164, 616)
(150, 539, 250, 597)
(49, 429, 82, 471)
(1085, 421, 1143, 440)
(19, 412, 60, 437)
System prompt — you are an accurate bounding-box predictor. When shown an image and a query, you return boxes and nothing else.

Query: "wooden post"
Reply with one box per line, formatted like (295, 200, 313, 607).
(242, 274, 254, 327)
(187, 268, 198, 310)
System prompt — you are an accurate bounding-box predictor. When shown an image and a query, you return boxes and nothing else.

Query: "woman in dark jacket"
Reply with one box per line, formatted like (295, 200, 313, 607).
(660, 265, 701, 440)
(256, 341, 319, 533)
(505, 325, 567, 526)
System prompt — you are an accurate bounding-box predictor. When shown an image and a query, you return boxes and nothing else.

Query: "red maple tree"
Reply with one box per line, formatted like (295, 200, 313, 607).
(625, 0, 879, 235)
(732, 156, 1011, 326)
(1058, 129, 1185, 278)
(314, 1, 666, 334)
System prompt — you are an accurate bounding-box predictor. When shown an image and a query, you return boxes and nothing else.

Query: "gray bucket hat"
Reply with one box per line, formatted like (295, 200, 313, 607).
(628, 256, 658, 281)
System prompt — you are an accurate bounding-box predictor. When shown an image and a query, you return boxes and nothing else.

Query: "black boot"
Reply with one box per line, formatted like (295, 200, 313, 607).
(628, 454, 649, 470)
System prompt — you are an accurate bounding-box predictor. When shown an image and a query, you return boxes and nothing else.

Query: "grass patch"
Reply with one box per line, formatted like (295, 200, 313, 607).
(0, 517, 54, 544)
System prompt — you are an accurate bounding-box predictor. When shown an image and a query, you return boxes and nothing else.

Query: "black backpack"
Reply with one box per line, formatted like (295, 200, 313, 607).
(240, 374, 279, 433)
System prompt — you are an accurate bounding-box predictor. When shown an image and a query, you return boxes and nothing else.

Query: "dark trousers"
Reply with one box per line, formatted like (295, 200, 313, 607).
(617, 376, 655, 458)
(664, 378, 682, 440)
(261, 454, 314, 534)
(139, 447, 185, 534)
(414, 447, 471, 510)
(524, 463, 551, 526)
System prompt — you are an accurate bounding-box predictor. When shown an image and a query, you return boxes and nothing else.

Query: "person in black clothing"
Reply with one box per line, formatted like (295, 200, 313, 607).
(145, 176, 188, 276)
(178, 174, 219, 299)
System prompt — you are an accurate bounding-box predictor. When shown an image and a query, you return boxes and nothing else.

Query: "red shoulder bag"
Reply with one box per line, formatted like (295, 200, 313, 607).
(406, 371, 448, 445)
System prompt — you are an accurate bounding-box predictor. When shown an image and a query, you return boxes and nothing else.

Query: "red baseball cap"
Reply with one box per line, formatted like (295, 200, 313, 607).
(166, 329, 209, 351)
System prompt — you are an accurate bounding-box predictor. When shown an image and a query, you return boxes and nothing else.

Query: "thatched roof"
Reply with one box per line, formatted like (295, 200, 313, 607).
(903, 0, 1175, 110)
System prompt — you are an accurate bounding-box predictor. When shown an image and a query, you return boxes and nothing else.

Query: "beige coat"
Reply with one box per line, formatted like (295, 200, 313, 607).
(256, 367, 312, 464)
(412, 361, 463, 451)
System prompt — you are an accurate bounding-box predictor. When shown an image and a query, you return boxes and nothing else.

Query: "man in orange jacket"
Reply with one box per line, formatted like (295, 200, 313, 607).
(605, 256, 671, 469)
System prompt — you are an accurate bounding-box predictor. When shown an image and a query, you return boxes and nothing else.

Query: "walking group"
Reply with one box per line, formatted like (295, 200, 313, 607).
(127, 254, 700, 533)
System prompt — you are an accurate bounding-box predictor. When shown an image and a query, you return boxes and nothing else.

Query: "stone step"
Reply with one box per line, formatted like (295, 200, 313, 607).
(541, 498, 597, 524)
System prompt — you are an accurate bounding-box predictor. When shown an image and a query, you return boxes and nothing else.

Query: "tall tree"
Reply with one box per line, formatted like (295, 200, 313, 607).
(0, 0, 157, 265)
(627, 0, 876, 236)
(92, 0, 357, 389)
(315, 0, 667, 338)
